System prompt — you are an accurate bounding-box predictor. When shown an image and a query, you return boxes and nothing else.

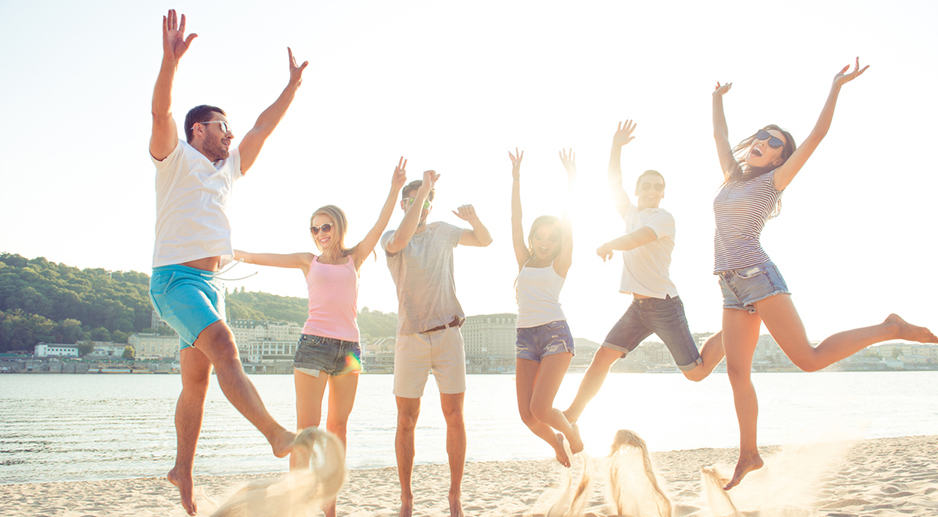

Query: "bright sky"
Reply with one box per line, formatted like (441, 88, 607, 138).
(1, 0, 936, 343)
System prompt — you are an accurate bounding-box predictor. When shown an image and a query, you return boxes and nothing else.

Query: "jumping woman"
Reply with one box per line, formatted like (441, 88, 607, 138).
(711, 59, 937, 489)
(509, 148, 583, 467)
(234, 157, 407, 516)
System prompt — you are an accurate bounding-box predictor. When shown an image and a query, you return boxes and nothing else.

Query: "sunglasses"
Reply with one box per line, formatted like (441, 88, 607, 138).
(309, 223, 333, 235)
(403, 197, 431, 210)
(195, 120, 230, 134)
(755, 129, 784, 149)
(639, 182, 665, 192)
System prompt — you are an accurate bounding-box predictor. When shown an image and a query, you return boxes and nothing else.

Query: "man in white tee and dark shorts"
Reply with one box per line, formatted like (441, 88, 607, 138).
(147, 10, 308, 516)
(563, 120, 726, 425)
(381, 171, 492, 517)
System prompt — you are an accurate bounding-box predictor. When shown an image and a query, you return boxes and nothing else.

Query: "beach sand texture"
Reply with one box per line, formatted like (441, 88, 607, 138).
(2, 435, 935, 516)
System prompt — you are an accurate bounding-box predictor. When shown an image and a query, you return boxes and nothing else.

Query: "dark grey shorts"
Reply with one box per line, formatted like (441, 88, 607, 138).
(294, 334, 362, 376)
(602, 296, 702, 371)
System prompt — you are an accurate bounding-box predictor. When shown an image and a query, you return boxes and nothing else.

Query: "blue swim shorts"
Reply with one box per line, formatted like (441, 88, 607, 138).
(602, 296, 702, 371)
(149, 265, 224, 350)
(516, 320, 575, 362)
(717, 260, 790, 314)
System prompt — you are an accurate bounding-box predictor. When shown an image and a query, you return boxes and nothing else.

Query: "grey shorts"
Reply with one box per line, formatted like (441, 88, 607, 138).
(717, 261, 790, 314)
(294, 334, 362, 377)
(602, 296, 702, 371)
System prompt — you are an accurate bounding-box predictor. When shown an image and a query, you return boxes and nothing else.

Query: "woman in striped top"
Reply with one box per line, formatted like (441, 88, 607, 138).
(712, 59, 937, 490)
(509, 148, 582, 467)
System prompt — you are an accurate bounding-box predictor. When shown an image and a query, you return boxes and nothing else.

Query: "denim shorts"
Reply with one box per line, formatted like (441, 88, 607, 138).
(603, 296, 702, 371)
(717, 261, 790, 314)
(516, 320, 575, 362)
(294, 334, 362, 377)
(149, 265, 224, 350)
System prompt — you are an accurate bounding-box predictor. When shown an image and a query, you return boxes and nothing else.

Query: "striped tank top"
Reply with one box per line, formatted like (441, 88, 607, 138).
(713, 170, 781, 272)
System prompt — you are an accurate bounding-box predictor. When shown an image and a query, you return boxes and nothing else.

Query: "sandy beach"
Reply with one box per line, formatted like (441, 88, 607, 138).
(3, 435, 936, 516)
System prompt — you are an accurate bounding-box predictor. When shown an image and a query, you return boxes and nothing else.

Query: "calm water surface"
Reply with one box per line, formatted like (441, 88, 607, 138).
(1, 371, 936, 484)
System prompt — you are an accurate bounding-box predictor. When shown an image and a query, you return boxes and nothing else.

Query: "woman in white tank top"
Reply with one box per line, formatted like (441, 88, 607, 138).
(234, 158, 407, 517)
(509, 148, 582, 467)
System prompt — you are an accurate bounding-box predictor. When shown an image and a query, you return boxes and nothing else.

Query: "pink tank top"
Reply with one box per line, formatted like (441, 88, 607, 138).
(302, 255, 360, 342)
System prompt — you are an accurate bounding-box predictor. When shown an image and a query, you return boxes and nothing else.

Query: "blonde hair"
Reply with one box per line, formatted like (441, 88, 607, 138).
(311, 205, 354, 256)
(527, 215, 562, 259)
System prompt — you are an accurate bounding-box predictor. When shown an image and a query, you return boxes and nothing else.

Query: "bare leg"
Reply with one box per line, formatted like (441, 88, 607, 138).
(291, 369, 328, 469)
(440, 392, 466, 517)
(683, 331, 725, 382)
(516, 358, 570, 467)
(194, 321, 295, 457)
(756, 295, 938, 371)
(563, 347, 620, 423)
(395, 396, 420, 517)
(168, 346, 211, 516)
(528, 353, 581, 454)
(722, 308, 763, 490)
(322, 371, 359, 517)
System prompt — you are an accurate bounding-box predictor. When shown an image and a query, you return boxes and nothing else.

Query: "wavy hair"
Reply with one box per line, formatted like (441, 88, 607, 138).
(527, 215, 563, 260)
(310, 205, 354, 257)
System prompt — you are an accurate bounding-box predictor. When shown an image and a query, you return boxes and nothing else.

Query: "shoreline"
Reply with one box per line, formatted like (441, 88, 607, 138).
(3, 435, 936, 516)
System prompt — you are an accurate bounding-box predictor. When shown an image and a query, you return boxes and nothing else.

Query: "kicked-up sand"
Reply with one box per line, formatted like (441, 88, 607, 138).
(2, 435, 935, 516)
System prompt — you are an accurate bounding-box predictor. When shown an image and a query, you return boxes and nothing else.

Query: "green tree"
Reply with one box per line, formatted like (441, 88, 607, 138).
(122, 346, 135, 360)
(77, 341, 94, 357)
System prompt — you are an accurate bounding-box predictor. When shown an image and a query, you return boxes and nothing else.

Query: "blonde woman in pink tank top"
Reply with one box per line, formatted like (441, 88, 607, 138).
(235, 158, 407, 517)
(509, 148, 582, 468)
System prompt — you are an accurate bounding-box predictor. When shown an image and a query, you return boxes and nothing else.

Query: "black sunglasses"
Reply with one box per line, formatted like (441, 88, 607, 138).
(755, 129, 785, 149)
(309, 223, 333, 235)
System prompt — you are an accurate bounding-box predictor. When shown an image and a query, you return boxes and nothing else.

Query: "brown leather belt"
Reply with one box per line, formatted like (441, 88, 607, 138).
(419, 316, 462, 334)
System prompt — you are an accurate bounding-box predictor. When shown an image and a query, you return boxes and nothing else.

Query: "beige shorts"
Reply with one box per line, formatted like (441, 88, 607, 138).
(393, 326, 467, 398)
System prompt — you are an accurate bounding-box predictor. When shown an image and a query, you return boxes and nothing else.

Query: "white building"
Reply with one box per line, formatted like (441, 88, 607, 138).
(34, 344, 79, 358)
(128, 333, 180, 360)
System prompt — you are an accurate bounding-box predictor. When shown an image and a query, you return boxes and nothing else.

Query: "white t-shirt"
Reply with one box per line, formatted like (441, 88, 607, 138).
(152, 139, 242, 267)
(619, 205, 679, 299)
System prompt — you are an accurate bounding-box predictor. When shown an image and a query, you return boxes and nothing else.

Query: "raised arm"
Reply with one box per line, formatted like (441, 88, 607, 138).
(509, 149, 529, 269)
(454, 205, 493, 247)
(352, 157, 408, 268)
(595, 228, 658, 261)
(553, 148, 576, 277)
(234, 249, 313, 273)
(384, 170, 438, 255)
(238, 47, 308, 174)
(150, 9, 197, 161)
(773, 58, 869, 191)
(712, 82, 739, 180)
(609, 120, 637, 219)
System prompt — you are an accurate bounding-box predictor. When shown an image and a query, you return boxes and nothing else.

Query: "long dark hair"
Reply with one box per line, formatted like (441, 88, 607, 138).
(728, 124, 797, 183)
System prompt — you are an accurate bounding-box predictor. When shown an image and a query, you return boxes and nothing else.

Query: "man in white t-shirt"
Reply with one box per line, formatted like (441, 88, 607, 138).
(380, 170, 493, 517)
(563, 120, 726, 425)
(147, 10, 307, 516)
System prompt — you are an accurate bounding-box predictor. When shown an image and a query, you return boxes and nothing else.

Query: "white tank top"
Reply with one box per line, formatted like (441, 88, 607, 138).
(515, 265, 565, 328)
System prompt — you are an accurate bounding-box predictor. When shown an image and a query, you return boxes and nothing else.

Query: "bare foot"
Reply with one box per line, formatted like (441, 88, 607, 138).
(565, 423, 584, 454)
(886, 314, 938, 343)
(723, 451, 763, 490)
(399, 496, 413, 517)
(167, 466, 197, 516)
(553, 433, 571, 468)
(562, 407, 578, 425)
(271, 428, 297, 458)
(448, 491, 463, 517)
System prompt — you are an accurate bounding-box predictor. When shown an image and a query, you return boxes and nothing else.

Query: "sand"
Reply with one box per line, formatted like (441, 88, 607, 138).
(2, 435, 936, 516)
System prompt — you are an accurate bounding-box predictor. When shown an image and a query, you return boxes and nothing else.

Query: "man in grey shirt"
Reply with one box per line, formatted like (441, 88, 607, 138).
(380, 169, 493, 517)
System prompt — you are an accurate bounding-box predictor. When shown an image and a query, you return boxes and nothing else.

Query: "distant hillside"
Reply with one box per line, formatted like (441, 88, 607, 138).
(0, 253, 398, 352)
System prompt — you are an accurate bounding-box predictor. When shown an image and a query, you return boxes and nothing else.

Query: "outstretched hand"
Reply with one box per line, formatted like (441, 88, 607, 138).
(509, 148, 524, 180)
(597, 243, 613, 262)
(162, 9, 197, 62)
(422, 169, 440, 190)
(287, 47, 309, 88)
(833, 57, 869, 88)
(713, 81, 732, 97)
(613, 120, 637, 148)
(392, 157, 407, 191)
(452, 204, 479, 223)
(559, 148, 576, 177)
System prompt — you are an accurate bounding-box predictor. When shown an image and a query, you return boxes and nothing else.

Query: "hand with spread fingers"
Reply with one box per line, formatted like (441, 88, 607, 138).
(287, 47, 309, 88)
(613, 120, 637, 148)
(713, 81, 732, 98)
(162, 9, 197, 63)
(559, 148, 576, 178)
(452, 204, 480, 224)
(509, 148, 524, 181)
(833, 57, 869, 88)
(392, 157, 408, 191)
